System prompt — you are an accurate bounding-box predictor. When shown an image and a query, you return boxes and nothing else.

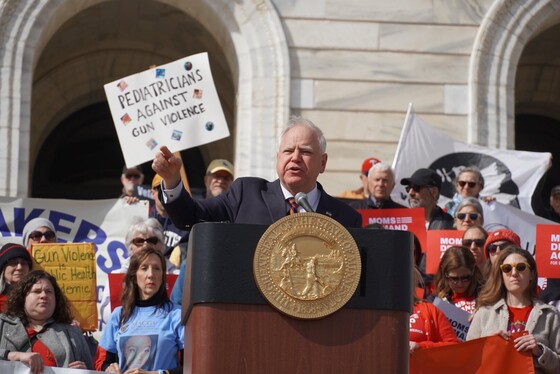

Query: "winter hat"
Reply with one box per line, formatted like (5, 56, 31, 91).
(22, 218, 56, 248)
(484, 229, 521, 259)
(0, 243, 32, 273)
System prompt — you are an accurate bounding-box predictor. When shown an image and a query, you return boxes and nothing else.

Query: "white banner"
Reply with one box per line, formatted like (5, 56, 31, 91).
(0, 360, 103, 373)
(0, 197, 148, 333)
(104, 52, 230, 167)
(392, 104, 552, 213)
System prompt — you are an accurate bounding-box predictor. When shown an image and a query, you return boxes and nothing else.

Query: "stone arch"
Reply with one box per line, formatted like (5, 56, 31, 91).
(469, 0, 560, 148)
(0, 0, 289, 197)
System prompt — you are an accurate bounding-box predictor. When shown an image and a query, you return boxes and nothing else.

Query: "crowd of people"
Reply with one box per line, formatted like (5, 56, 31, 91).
(0, 115, 558, 373)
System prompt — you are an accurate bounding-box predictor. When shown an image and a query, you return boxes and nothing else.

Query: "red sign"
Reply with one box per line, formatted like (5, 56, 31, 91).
(426, 230, 464, 274)
(410, 335, 534, 374)
(535, 224, 560, 278)
(358, 208, 427, 252)
(108, 273, 178, 311)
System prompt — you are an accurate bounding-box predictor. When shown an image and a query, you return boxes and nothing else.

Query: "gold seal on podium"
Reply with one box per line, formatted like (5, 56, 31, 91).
(253, 212, 361, 319)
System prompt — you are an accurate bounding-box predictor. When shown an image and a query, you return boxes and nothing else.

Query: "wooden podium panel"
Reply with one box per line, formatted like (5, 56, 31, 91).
(186, 304, 408, 374)
(182, 223, 413, 374)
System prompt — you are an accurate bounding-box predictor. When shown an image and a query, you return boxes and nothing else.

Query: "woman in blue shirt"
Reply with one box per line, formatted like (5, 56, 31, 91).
(97, 246, 184, 374)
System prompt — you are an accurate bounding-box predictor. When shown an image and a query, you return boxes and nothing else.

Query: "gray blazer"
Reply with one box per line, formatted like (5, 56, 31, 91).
(467, 299, 560, 374)
(0, 314, 93, 369)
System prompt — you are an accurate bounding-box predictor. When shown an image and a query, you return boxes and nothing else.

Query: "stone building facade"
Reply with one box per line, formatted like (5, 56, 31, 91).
(1, 0, 559, 199)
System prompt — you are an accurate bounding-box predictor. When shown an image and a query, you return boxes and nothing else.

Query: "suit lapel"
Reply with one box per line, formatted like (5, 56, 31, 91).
(263, 180, 288, 222)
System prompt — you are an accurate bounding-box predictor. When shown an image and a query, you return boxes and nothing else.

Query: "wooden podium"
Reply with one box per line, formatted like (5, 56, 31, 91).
(182, 223, 413, 374)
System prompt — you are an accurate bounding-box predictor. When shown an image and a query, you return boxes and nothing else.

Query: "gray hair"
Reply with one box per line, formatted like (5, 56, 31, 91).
(124, 217, 164, 254)
(279, 116, 327, 153)
(367, 163, 394, 182)
(455, 196, 484, 217)
(455, 166, 485, 189)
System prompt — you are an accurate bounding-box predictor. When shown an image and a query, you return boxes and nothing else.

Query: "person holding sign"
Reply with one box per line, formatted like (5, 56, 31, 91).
(0, 243, 32, 311)
(467, 246, 560, 373)
(409, 267, 459, 354)
(153, 116, 362, 228)
(0, 270, 93, 373)
(432, 246, 484, 314)
(97, 246, 183, 374)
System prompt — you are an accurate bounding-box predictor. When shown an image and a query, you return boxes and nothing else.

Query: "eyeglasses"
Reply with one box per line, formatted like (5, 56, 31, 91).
(446, 275, 472, 284)
(458, 181, 477, 188)
(405, 185, 426, 193)
(456, 213, 480, 221)
(462, 239, 485, 247)
(487, 243, 510, 254)
(29, 230, 56, 241)
(500, 262, 530, 274)
(125, 173, 142, 180)
(131, 237, 159, 246)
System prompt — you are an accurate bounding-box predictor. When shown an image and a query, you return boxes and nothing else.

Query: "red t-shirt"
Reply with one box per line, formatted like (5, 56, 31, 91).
(507, 305, 533, 333)
(451, 293, 477, 314)
(26, 328, 57, 367)
(410, 304, 428, 342)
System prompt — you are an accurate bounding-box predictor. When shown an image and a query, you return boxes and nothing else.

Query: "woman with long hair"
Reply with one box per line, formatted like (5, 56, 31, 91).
(433, 246, 484, 314)
(97, 246, 183, 374)
(467, 247, 560, 373)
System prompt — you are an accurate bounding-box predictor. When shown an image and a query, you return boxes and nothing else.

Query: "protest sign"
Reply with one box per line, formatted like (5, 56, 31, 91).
(358, 208, 426, 252)
(104, 52, 230, 167)
(426, 230, 464, 274)
(0, 197, 148, 332)
(432, 297, 471, 341)
(392, 104, 551, 213)
(410, 334, 535, 374)
(535, 224, 560, 278)
(32, 243, 97, 331)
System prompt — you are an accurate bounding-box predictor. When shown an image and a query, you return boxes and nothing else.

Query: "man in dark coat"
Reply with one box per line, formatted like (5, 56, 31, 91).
(351, 162, 405, 210)
(152, 117, 362, 229)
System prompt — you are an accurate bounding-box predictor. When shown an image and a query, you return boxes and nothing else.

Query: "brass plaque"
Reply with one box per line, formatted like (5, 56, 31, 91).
(253, 212, 361, 319)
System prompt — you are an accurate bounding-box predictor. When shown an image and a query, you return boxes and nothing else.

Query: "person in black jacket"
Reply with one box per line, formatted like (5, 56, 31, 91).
(350, 163, 406, 210)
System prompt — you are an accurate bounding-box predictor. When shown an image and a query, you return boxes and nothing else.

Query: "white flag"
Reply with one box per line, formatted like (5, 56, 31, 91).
(392, 104, 552, 213)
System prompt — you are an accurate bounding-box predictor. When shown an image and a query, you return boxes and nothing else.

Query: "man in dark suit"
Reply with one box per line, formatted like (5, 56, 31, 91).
(350, 162, 405, 210)
(152, 117, 362, 228)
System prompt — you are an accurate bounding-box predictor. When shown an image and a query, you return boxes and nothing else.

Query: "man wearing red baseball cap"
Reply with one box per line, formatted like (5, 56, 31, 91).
(339, 157, 381, 200)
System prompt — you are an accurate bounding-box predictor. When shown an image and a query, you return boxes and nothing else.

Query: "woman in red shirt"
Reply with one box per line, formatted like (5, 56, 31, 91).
(433, 246, 484, 314)
(409, 267, 460, 354)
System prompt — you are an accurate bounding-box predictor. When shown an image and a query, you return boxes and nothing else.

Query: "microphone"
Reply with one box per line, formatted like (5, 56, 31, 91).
(295, 192, 315, 213)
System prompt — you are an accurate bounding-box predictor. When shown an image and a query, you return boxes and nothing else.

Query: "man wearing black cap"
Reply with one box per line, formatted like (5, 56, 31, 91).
(401, 168, 454, 230)
(542, 185, 560, 223)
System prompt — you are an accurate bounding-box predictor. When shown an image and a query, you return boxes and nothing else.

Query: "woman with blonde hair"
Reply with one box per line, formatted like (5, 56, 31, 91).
(467, 247, 560, 373)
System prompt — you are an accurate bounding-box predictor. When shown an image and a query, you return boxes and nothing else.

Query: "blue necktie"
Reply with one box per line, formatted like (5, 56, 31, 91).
(287, 197, 298, 215)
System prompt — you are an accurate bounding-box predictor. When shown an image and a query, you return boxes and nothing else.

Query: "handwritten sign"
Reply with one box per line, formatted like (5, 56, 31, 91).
(358, 208, 427, 252)
(32, 243, 97, 331)
(535, 224, 560, 278)
(426, 230, 464, 274)
(104, 52, 230, 167)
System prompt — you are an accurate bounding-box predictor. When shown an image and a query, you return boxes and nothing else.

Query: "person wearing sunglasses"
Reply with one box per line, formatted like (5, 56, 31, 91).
(432, 246, 484, 315)
(120, 165, 144, 204)
(21, 217, 58, 250)
(444, 166, 485, 217)
(409, 266, 459, 354)
(462, 225, 489, 274)
(454, 197, 484, 231)
(467, 247, 560, 373)
(99, 217, 179, 327)
(0, 243, 33, 312)
(484, 229, 521, 264)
